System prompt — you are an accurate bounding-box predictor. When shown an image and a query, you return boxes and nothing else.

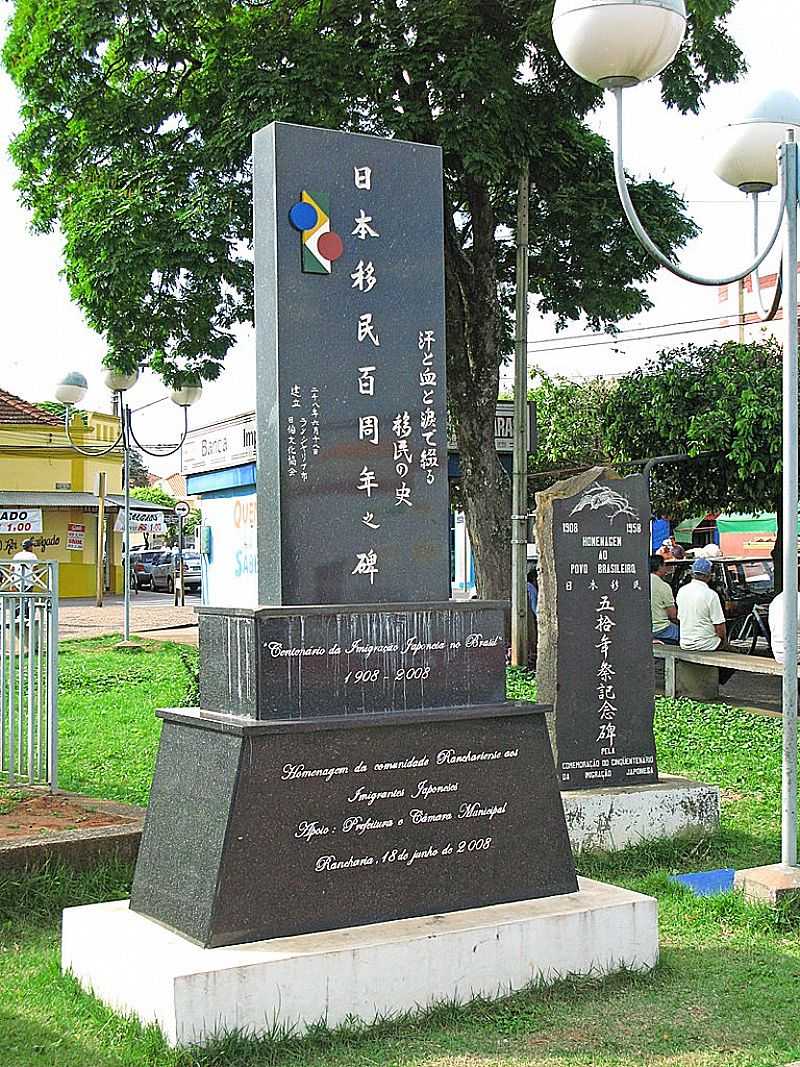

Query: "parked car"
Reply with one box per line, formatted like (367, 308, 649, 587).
(129, 549, 163, 590)
(150, 550, 202, 594)
(663, 555, 775, 649)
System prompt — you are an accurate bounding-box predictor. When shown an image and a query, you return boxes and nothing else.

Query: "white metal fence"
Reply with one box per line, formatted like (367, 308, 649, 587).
(0, 560, 58, 788)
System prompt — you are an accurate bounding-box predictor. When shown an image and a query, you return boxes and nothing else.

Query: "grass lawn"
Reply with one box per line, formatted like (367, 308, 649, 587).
(57, 637, 197, 806)
(1, 641, 799, 1066)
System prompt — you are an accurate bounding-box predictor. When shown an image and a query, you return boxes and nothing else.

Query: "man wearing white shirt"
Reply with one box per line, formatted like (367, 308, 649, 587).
(677, 558, 726, 651)
(12, 539, 38, 591)
(677, 557, 735, 685)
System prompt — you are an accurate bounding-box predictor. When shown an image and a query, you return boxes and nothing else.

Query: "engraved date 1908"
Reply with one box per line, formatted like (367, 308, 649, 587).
(343, 666, 431, 685)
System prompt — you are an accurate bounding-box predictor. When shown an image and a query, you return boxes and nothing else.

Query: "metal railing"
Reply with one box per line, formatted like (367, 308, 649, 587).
(0, 561, 58, 787)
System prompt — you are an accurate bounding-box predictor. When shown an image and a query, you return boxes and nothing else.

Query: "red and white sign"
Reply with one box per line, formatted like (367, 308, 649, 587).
(66, 523, 86, 551)
(0, 508, 43, 534)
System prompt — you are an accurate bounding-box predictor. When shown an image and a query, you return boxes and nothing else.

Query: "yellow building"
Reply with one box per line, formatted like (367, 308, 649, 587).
(0, 388, 165, 597)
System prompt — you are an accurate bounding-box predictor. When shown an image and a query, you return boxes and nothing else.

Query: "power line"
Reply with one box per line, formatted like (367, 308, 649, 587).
(526, 312, 739, 348)
(525, 317, 782, 357)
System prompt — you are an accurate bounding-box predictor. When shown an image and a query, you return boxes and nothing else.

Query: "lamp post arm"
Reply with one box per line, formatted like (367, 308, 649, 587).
(613, 87, 787, 288)
(124, 405, 189, 458)
(62, 408, 125, 457)
(751, 192, 783, 322)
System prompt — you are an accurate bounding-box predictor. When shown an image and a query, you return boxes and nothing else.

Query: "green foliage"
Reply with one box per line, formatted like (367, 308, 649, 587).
(505, 665, 536, 702)
(2, 0, 742, 384)
(3, 0, 745, 595)
(35, 401, 87, 425)
(0, 790, 25, 816)
(127, 447, 152, 489)
(130, 485, 175, 509)
(529, 376, 613, 493)
(605, 339, 784, 518)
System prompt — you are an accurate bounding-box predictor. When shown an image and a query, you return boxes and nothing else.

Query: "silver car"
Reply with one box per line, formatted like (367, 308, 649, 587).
(150, 550, 202, 593)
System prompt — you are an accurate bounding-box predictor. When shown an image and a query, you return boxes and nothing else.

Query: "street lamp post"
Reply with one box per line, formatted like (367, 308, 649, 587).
(552, 0, 800, 890)
(511, 162, 531, 668)
(54, 370, 202, 645)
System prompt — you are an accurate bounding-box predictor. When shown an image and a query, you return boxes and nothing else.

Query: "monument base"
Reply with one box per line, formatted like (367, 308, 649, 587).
(562, 776, 720, 853)
(130, 704, 578, 947)
(62, 878, 658, 1047)
(735, 864, 800, 905)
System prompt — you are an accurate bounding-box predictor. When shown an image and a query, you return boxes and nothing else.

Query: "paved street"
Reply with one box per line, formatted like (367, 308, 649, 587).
(59, 590, 199, 644)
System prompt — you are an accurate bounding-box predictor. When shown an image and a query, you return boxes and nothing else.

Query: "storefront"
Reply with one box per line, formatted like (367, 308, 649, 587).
(183, 413, 258, 607)
(0, 492, 171, 597)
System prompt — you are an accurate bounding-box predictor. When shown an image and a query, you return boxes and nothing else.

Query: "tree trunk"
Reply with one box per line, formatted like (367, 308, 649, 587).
(444, 181, 512, 601)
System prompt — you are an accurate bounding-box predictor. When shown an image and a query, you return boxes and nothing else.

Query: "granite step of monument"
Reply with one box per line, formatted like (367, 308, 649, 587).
(156, 701, 549, 734)
(198, 600, 510, 719)
(130, 701, 577, 948)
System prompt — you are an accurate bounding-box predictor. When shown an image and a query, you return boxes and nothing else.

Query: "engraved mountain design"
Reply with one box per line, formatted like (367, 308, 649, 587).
(569, 481, 640, 525)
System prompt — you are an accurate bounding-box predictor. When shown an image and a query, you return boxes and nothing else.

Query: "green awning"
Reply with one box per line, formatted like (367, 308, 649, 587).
(673, 516, 716, 544)
(716, 513, 777, 535)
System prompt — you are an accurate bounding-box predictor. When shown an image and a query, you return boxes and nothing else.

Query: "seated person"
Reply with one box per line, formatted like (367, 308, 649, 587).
(650, 554, 679, 644)
(677, 558, 734, 683)
(657, 537, 685, 561)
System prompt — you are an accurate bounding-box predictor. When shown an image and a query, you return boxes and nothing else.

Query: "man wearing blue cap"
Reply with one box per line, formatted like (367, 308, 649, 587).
(676, 558, 731, 676)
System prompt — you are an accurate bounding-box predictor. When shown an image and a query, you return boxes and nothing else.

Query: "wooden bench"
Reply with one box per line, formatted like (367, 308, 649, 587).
(653, 644, 783, 701)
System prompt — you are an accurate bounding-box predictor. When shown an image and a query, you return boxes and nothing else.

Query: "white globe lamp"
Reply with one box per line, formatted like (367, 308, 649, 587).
(709, 90, 800, 192)
(55, 371, 89, 407)
(103, 367, 140, 393)
(170, 378, 203, 407)
(552, 0, 688, 89)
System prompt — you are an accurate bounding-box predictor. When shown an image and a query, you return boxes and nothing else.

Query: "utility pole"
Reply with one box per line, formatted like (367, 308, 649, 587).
(511, 161, 530, 667)
(780, 132, 798, 869)
(95, 471, 106, 607)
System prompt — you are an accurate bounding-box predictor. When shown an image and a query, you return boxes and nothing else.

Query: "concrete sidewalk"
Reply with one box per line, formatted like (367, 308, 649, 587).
(59, 593, 198, 644)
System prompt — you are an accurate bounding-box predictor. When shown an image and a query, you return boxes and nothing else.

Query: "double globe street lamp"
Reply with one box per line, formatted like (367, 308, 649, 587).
(552, 0, 800, 885)
(55, 369, 202, 643)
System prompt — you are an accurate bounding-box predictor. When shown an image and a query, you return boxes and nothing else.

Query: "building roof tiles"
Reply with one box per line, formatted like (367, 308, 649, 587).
(0, 389, 61, 426)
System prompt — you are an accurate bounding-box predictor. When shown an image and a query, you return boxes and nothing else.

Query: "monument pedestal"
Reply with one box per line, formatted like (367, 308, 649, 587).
(63, 879, 658, 1047)
(735, 864, 800, 905)
(562, 775, 720, 853)
(130, 703, 578, 947)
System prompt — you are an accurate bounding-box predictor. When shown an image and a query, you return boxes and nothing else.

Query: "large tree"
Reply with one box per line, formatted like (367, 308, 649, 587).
(604, 339, 787, 583)
(4, 0, 743, 596)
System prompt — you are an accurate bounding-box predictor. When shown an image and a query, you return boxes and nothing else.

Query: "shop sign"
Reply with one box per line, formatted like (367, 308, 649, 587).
(0, 509, 43, 534)
(114, 510, 167, 534)
(67, 523, 86, 551)
(447, 401, 536, 454)
(182, 415, 257, 475)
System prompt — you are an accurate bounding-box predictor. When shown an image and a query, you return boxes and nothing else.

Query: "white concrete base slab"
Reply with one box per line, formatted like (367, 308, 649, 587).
(562, 775, 720, 853)
(62, 878, 657, 1047)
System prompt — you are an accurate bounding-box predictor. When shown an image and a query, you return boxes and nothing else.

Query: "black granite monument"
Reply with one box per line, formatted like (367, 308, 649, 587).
(536, 467, 659, 791)
(130, 123, 577, 949)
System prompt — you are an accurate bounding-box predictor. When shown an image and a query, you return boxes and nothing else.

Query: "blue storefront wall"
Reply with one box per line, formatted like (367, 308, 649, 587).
(187, 464, 257, 608)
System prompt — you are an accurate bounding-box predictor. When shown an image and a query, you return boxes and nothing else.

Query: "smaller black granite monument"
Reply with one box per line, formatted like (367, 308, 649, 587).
(536, 467, 659, 791)
(129, 123, 578, 949)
